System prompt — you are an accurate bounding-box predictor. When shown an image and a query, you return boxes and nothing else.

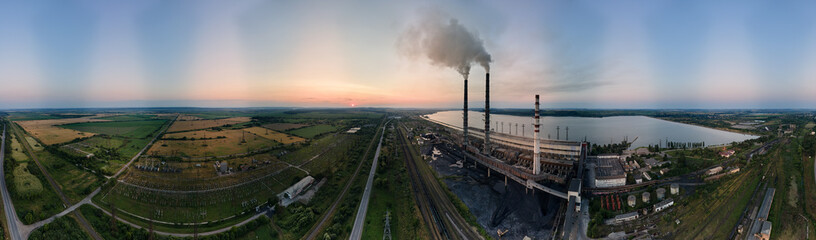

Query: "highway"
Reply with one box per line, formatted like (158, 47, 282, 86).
(9, 122, 103, 240)
(397, 122, 482, 240)
(304, 118, 385, 240)
(348, 121, 389, 240)
(0, 124, 23, 240)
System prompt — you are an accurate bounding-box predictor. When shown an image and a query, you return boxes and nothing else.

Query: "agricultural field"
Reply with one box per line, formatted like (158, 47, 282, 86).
(151, 128, 277, 158)
(263, 123, 308, 131)
(287, 124, 339, 139)
(244, 126, 305, 144)
(167, 117, 252, 132)
(98, 166, 306, 223)
(15, 114, 112, 145)
(12, 163, 43, 199)
(94, 114, 157, 121)
(34, 150, 101, 204)
(60, 119, 167, 139)
(9, 135, 29, 162)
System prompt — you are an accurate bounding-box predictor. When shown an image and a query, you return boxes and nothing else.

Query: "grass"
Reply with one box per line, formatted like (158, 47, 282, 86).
(12, 163, 43, 197)
(28, 212, 90, 240)
(167, 117, 252, 132)
(152, 129, 278, 158)
(361, 127, 427, 239)
(262, 123, 308, 131)
(9, 135, 29, 162)
(657, 167, 760, 239)
(59, 119, 167, 139)
(243, 127, 305, 144)
(287, 124, 339, 139)
(15, 117, 107, 145)
(35, 150, 101, 204)
(94, 114, 157, 121)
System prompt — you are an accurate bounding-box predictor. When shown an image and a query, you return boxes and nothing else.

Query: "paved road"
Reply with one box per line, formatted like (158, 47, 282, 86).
(9, 122, 103, 240)
(304, 118, 386, 240)
(348, 121, 389, 240)
(0, 124, 23, 240)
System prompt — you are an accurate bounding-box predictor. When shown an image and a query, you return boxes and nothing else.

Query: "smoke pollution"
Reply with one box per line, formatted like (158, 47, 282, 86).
(398, 11, 492, 78)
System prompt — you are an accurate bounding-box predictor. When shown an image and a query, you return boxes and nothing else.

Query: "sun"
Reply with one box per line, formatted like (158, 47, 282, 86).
(351, 103, 356, 107)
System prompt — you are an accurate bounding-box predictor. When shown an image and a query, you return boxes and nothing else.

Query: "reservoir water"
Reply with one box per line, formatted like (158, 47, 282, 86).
(425, 111, 757, 149)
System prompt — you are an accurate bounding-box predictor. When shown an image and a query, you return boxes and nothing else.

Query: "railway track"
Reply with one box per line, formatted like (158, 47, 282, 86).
(397, 122, 482, 240)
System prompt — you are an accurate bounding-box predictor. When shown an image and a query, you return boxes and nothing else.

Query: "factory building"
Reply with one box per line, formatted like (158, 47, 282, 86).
(653, 199, 674, 212)
(282, 176, 315, 199)
(605, 212, 639, 225)
(594, 156, 626, 187)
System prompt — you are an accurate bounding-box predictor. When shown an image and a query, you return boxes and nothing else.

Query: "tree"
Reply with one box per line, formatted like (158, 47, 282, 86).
(25, 212, 34, 223)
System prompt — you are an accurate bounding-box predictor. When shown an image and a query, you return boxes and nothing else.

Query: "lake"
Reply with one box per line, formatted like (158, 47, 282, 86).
(425, 111, 757, 149)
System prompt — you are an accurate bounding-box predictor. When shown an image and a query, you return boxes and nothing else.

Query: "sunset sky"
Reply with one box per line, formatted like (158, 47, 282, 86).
(1, 0, 815, 109)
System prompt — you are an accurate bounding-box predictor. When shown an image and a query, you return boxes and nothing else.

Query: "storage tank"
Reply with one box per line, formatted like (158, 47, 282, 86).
(642, 192, 651, 203)
(656, 188, 666, 200)
(628, 195, 636, 207)
(671, 183, 680, 195)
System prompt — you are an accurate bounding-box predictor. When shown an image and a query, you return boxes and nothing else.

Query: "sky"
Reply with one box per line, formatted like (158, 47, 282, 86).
(0, 0, 815, 109)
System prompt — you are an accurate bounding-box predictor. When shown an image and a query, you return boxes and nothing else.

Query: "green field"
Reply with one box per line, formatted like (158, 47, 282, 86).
(35, 150, 101, 204)
(95, 114, 157, 121)
(361, 126, 426, 239)
(288, 124, 339, 138)
(28, 213, 90, 240)
(9, 135, 29, 162)
(60, 119, 167, 138)
(12, 163, 43, 198)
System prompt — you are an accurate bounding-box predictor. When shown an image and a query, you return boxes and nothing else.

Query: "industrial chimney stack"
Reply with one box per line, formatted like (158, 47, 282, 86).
(484, 73, 490, 155)
(533, 95, 541, 175)
(463, 78, 469, 156)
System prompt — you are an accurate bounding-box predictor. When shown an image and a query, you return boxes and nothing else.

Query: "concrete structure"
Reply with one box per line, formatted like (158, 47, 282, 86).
(670, 183, 679, 195)
(282, 176, 315, 199)
(747, 188, 775, 240)
(656, 188, 666, 200)
(653, 199, 674, 212)
(484, 73, 490, 155)
(642, 192, 651, 203)
(606, 212, 639, 225)
(594, 156, 626, 187)
(533, 94, 540, 175)
(707, 166, 723, 175)
(567, 178, 581, 211)
(627, 195, 636, 207)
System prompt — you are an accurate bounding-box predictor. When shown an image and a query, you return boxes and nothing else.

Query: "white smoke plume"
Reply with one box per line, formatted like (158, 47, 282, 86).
(398, 10, 492, 79)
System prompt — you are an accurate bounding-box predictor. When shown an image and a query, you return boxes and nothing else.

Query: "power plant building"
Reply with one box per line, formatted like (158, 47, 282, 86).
(594, 156, 626, 187)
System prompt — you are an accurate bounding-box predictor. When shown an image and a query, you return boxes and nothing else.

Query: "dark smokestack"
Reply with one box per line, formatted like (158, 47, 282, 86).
(463, 78, 468, 151)
(484, 73, 490, 155)
(534, 95, 540, 174)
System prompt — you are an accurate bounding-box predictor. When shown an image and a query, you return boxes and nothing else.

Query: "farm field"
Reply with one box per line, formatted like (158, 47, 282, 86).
(34, 150, 101, 204)
(9, 135, 30, 162)
(151, 128, 278, 158)
(94, 114, 157, 121)
(244, 126, 305, 144)
(99, 166, 306, 223)
(12, 163, 44, 199)
(14, 114, 114, 145)
(59, 119, 167, 139)
(287, 124, 339, 138)
(263, 123, 308, 131)
(167, 117, 251, 132)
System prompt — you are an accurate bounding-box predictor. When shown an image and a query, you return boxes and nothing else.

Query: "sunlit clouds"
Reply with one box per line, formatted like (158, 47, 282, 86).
(0, 0, 815, 109)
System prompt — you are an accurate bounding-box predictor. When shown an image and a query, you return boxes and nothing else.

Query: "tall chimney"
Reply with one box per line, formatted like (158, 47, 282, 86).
(463, 78, 469, 155)
(484, 73, 490, 155)
(533, 95, 540, 175)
